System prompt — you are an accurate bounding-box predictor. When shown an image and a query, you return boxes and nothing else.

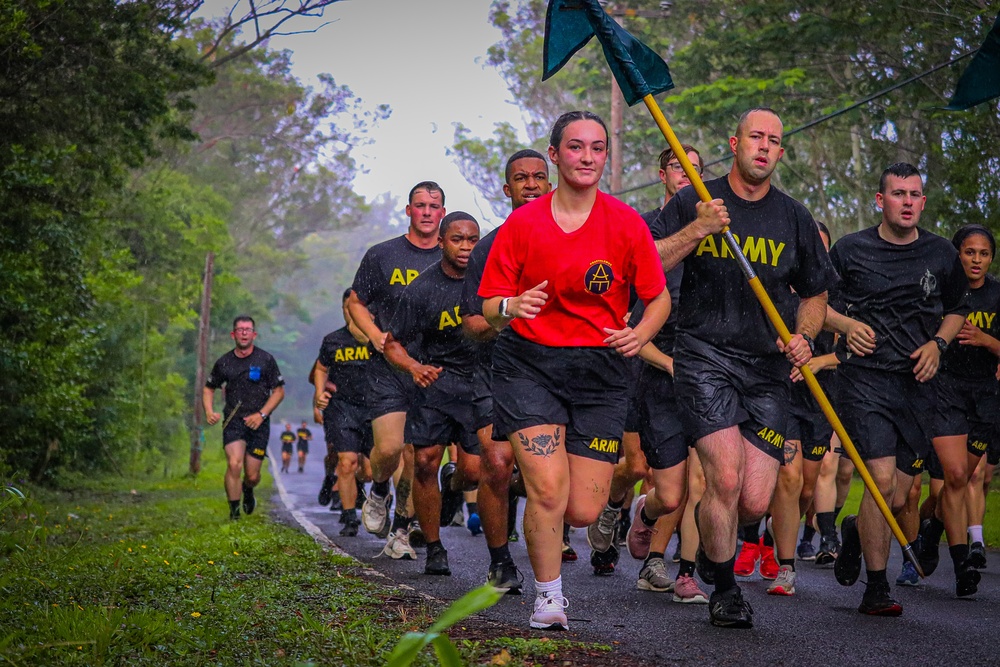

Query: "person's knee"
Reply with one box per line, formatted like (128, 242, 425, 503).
(705, 465, 741, 504)
(738, 490, 772, 524)
(413, 452, 439, 484)
(565, 498, 603, 527)
(244, 471, 261, 486)
(778, 466, 804, 496)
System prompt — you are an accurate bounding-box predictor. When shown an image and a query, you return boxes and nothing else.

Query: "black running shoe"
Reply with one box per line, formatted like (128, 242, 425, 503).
(591, 525, 620, 576)
(425, 543, 451, 576)
(439, 462, 463, 527)
(708, 587, 753, 628)
(487, 559, 523, 595)
(340, 517, 359, 537)
(318, 474, 336, 506)
(968, 541, 987, 569)
(956, 564, 981, 598)
(815, 536, 840, 566)
(329, 490, 342, 511)
(858, 582, 902, 616)
(242, 483, 256, 516)
(916, 518, 942, 576)
(229, 506, 240, 521)
(834, 515, 862, 586)
(409, 520, 427, 549)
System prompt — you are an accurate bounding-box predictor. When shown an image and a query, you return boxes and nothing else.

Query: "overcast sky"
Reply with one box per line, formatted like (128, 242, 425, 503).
(201, 0, 531, 228)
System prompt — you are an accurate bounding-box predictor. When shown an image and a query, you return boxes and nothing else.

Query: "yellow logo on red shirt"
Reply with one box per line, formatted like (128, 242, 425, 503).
(584, 260, 614, 294)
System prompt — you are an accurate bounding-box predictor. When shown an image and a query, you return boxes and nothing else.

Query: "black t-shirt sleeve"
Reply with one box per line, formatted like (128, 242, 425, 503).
(351, 248, 381, 306)
(263, 354, 284, 389)
(943, 253, 971, 316)
(787, 205, 839, 299)
(317, 337, 335, 369)
(388, 287, 422, 349)
(205, 357, 225, 389)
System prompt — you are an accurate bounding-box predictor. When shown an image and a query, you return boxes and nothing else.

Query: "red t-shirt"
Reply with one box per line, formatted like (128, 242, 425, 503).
(479, 190, 666, 347)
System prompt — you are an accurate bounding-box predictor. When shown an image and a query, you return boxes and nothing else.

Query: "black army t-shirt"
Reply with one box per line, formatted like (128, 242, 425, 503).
(653, 177, 838, 358)
(389, 261, 478, 377)
(941, 274, 1000, 381)
(829, 226, 968, 373)
(352, 235, 442, 332)
(633, 206, 684, 355)
(317, 326, 370, 406)
(460, 226, 499, 367)
(205, 347, 284, 421)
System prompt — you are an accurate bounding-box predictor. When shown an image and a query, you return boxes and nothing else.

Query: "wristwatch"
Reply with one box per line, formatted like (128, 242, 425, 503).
(801, 333, 816, 354)
(499, 297, 512, 318)
(932, 336, 948, 353)
(259, 411, 268, 419)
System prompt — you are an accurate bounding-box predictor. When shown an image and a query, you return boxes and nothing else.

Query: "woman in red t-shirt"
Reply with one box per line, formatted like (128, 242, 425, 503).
(479, 110, 670, 630)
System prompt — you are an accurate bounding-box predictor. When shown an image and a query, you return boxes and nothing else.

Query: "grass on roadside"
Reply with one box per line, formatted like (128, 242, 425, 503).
(0, 448, 603, 667)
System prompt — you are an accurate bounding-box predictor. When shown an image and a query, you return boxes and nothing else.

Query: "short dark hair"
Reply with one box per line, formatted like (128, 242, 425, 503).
(658, 143, 702, 172)
(549, 111, 608, 150)
(408, 180, 445, 206)
(504, 149, 548, 183)
(439, 211, 479, 238)
(233, 315, 255, 330)
(735, 107, 782, 139)
(952, 224, 996, 257)
(878, 162, 922, 194)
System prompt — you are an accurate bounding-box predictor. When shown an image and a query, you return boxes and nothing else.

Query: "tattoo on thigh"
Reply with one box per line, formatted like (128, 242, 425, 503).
(518, 430, 559, 457)
(783, 441, 799, 466)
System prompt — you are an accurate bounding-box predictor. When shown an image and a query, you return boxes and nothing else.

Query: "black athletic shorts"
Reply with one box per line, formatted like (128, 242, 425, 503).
(223, 417, 269, 460)
(366, 354, 418, 420)
(836, 364, 934, 476)
(673, 334, 790, 463)
(924, 448, 944, 481)
(624, 356, 644, 434)
(787, 384, 834, 463)
(933, 372, 999, 458)
(636, 365, 689, 470)
(323, 399, 373, 457)
(987, 439, 1000, 467)
(404, 372, 483, 456)
(281, 442, 294, 454)
(296, 441, 309, 454)
(491, 330, 628, 464)
(472, 361, 495, 432)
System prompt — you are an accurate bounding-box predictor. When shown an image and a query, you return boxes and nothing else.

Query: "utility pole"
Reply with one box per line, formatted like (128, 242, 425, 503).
(601, 2, 672, 193)
(189, 251, 214, 475)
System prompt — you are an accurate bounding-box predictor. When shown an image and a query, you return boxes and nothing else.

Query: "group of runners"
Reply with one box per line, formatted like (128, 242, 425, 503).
(202, 105, 999, 632)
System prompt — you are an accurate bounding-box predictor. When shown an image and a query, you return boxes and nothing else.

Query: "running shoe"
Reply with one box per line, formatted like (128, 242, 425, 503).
(591, 541, 620, 575)
(815, 536, 840, 566)
(361, 490, 393, 537)
(858, 582, 902, 616)
(229, 506, 240, 521)
(626, 495, 655, 560)
(382, 529, 416, 561)
(467, 512, 482, 536)
(450, 508, 465, 527)
(529, 594, 569, 631)
(797, 538, 817, 561)
(438, 462, 463, 527)
(424, 542, 451, 575)
(487, 559, 523, 594)
(708, 587, 753, 628)
(637, 556, 673, 592)
(834, 515, 862, 587)
(956, 563, 981, 598)
(733, 540, 760, 578)
(895, 560, 919, 586)
(587, 503, 620, 553)
(317, 474, 336, 506)
(968, 541, 987, 569)
(766, 565, 796, 596)
(693, 504, 714, 585)
(340, 516, 359, 537)
(328, 490, 342, 511)
(508, 528, 520, 542)
(562, 540, 578, 562)
(672, 574, 708, 604)
(241, 483, 256, 516)
(759, 541, 779, 580)
(409, 520, 426, 549)
(916, 518, 942, 576)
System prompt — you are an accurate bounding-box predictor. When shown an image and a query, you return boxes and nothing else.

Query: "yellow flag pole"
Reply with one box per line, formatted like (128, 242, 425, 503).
(641, 95, 924, 577)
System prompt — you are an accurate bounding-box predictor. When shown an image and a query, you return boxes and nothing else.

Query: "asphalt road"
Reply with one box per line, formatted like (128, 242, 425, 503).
(267, 434, 999, 665)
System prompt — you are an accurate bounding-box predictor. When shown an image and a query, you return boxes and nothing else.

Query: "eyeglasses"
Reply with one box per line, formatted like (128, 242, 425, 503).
(665, 161, 702, 176)
(233, 328, 255, 334)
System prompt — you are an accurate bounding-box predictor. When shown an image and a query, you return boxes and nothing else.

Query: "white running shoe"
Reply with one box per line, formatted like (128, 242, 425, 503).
(587, 503, 620, 553)
(361, 490, 392, 537)
(637, 557, 673, 592)
(529, 593, 569, 631)
(767, 564, 796, 596)
(381, 529, 416, 560)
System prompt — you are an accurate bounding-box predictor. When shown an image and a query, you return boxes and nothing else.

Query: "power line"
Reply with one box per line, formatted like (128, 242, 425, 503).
(613, 48, 977, 196)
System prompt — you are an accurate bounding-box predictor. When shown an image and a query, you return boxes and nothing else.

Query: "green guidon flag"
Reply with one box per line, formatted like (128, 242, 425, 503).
(945, 12, 1000, 110)
(542, 0, 673, 106)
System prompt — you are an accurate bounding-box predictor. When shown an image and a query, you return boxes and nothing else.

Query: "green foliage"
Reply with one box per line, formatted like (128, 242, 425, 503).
(386, 585, 503, 667)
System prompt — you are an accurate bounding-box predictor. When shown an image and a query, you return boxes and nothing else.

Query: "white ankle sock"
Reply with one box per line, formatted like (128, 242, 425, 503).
(535, 576, 562, 599)
(969, 525, 984, 544)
